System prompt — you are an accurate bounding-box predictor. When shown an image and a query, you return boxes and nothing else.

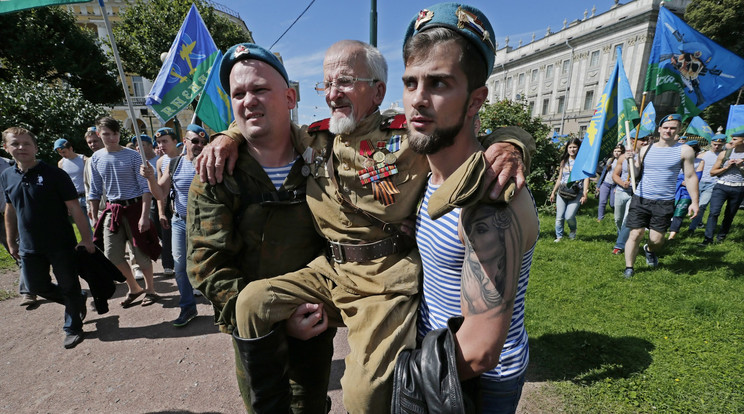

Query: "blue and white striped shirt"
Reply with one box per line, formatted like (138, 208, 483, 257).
(637, 144, 683, 200)
(172, 157, 196, 218)
(262, 158, 296, 190)
(416, 178, 535, 382)
(88, 147, 149, 202)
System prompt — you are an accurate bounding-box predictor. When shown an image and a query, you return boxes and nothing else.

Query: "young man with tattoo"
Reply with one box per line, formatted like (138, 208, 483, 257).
(393, 4, 539, 413)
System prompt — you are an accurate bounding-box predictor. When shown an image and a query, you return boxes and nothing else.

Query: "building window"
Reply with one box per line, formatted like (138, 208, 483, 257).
(506, 77, 513, 89)
(493, 80, 500, 97)
(542, 98, 550, 116)
(612, 43, 623, 62)
(579, 125, 588, 137)
(562, 59, 570, 75)
(583, 90, 595, 111)
(518, 73, 525, 86)
(590, 50, 600, 67)
(556, 96, 565, 114)
(132, 76, 145, 98)
(545, 64, 554, 79)
(528, 101, 535, 115)
(531, 69, 538, 83)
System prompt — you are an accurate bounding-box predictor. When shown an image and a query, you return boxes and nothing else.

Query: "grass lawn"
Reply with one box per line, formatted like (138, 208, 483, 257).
(528, 198, 743, 413)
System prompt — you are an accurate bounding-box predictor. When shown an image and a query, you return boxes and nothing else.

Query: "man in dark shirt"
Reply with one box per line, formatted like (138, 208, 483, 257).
(1, 127, 95, 349)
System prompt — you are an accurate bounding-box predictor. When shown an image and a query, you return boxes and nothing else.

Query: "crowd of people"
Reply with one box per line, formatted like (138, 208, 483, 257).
(5, 1, 743, 413)
(550, 114, 744, 278)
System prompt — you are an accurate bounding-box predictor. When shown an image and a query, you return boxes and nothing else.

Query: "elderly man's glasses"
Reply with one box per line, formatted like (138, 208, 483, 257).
(315, 76, 377, 95)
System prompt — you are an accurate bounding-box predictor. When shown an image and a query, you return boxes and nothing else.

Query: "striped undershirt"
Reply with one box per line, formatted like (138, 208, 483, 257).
(88, 147, 149, 202)
(416, 178, 535, 382)
(637, 144, 682, 200)
(262, 158, 296, 190)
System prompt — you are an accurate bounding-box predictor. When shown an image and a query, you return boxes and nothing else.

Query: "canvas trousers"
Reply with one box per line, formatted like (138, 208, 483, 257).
(235, 256, 419, 414)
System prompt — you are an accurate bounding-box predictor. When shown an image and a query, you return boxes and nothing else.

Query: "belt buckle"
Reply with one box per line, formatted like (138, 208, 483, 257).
(328, 240, 345, 264)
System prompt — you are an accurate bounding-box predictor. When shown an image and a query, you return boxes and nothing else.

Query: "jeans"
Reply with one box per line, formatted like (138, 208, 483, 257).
(704, 183, 744, 240)
(20, 248, 83, 334)
(597, 182, 615, 220)
(555, 193, 581, 239)
(688, 180, 716, 231)
(480, 371, 526, 414)
(171, 215, 196, 310)
(614, 189, 632, 249)
(153, 205, 174, 269)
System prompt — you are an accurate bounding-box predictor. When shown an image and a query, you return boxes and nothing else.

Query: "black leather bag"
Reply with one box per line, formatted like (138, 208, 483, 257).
(558, 182, 581, 199)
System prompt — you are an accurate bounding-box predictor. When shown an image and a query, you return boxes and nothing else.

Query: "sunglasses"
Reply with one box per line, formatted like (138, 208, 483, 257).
(189, 138, 208, 145)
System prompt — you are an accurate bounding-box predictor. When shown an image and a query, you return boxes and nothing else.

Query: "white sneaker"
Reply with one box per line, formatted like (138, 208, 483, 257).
(193, 289, 202, 297)
(554, 238, 562, 243)
(163, 268, 175, 276)
(134, 269, 144, 280)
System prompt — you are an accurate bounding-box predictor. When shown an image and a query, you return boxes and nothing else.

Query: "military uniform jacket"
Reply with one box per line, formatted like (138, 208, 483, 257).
(186, 123, 324, 333)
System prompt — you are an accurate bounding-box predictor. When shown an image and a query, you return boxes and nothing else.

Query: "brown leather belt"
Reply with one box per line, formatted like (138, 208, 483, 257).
(109, 196, 142, 207)
(326, 233, 414, 264)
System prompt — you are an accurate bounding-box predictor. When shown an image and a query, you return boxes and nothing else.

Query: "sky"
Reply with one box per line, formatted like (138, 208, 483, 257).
(219, 0, 630, 125)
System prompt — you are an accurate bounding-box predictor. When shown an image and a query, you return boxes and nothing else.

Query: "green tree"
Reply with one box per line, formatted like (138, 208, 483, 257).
(479, 99, 558, 204)
(115, 0, 252, 80)
(685, 0, 744, 130)
(0, 77, 109, 163)
(0, 6, 123, 105)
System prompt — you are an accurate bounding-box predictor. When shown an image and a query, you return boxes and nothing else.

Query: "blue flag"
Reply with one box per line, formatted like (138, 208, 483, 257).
(686, 116, 713, 141)
(645, 7, 744, 120)
(571, 47, 639, 182)
(623, 102, 657, 144)
(194, 50, 233, 133)
(146, 4, 219, 122)
(725, 105, 744, 138)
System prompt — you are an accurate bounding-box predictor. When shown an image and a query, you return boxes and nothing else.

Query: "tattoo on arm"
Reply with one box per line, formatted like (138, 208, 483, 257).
(460, 204, 522, 316)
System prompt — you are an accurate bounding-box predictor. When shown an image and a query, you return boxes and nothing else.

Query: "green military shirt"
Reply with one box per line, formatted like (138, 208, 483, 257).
(186, 123, 324, 333)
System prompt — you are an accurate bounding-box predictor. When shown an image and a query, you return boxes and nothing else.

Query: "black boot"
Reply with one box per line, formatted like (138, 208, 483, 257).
(233, 327, 292, 413)
(287, 328, 337, 414)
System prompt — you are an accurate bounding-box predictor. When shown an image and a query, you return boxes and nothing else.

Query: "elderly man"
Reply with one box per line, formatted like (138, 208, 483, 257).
(142, 124, 208, 327)
(198, 38, 534, 411)
(623, 114, 698, 278)
(390, 4, 539, 413)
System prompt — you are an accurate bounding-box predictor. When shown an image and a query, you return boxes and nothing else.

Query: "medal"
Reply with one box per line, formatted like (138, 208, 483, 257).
(384, 153, 397, 165)
(373, 151, 385, 163)
(359, 140, 374, 157)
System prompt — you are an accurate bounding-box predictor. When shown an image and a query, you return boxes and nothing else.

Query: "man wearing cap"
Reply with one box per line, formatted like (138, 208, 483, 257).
(699, 131, 744, 245)
(622, 114, 698, 278)
(88, 116, 162, 306)
(391, 4, 539, 412)
(54, 138, 89, 220)
(689, 133, 727, 234)
(185, 44, 335, 413)
(142, 124, 207, 327)
(194, 36, 532, 411)
(153, 127, 181, 277)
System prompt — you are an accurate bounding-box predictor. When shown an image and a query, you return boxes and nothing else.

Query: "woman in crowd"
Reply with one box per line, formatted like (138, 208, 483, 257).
(596, 144, 624, 222)
(550, 138, 589, 242)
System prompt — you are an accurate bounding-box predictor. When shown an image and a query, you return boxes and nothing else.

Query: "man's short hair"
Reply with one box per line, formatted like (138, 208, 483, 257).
(403, 26, 487, 93)
(2, 127, 37, 146)
(95, 116, 120, 134)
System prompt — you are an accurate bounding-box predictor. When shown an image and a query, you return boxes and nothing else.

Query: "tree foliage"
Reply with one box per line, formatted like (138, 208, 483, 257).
(480, 99, 558, 204)
(685, 0, 744, 130)
(0, 6, 122, 105)
(0, 77, 109, 163)
(114, 0, 252, 80)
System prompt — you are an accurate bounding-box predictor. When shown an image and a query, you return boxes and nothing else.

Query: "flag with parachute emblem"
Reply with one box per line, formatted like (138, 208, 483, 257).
(685, 116, 713, 141)
(571, 47, 639, 182)
(146, 4, 218, 122)
(644, 7, 744, 120)
(194, 50, 233, 133)
(725, 105, 744, 138)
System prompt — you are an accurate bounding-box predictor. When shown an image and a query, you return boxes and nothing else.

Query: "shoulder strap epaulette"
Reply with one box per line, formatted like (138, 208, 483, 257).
(308, 118, 330, 133)
(380, 114, 407, 130)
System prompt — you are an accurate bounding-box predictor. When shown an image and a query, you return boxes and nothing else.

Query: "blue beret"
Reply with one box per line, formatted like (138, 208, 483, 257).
(186, 124, 208, 140)
(711, 134, 727, 142)
(731, 131, 744, 138)
(404, 3, 496, 75)
(685, 140, 699, 146)
(132, 134, 152, 145)
(154, 127, 176, 138)
(660, 114, 682, 124)
(53, 138, 69, 151)
(220, 43, 289, 91)
(86, 126, 97, 133)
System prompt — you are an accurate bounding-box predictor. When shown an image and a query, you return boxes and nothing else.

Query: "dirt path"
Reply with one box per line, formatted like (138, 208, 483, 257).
(0, 265, 559, 413)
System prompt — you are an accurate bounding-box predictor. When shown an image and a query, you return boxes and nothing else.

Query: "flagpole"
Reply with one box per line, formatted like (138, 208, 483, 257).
(97, 0, 146, 163)
(629, 91, 648, 192)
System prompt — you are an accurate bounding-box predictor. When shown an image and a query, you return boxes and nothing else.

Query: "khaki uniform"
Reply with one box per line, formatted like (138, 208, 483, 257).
(186, 123, 333, 413)
(234, 111, 534, 413)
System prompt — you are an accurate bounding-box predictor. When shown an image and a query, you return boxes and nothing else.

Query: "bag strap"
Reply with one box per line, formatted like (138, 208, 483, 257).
(637, 143, 653, 181)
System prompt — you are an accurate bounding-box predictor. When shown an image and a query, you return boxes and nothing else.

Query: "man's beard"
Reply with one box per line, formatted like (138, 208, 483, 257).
(329, 111, 357, 135)
(408, 109, 466, 155)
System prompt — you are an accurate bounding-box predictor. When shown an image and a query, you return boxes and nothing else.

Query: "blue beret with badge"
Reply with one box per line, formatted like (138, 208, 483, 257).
(711, 134, 727, 142)
(404, 2, 496, 75)
(132, 134, 153, 145)
(53, 138, 69, 151)
(685, 140, 699, 147)
(186, 124, 208, 141)
(154, 127, 176, 139)
(660, 114, 682, 124)
(220, 43, 289, 91)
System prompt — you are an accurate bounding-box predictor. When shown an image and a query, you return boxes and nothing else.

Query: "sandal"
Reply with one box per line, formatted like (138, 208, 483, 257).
(120, 290, 145, 307)
(142, 292, 161, 306)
